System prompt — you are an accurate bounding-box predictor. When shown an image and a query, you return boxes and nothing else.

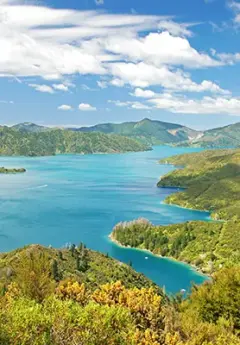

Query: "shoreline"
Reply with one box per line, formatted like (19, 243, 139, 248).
(108, 233, 209, 278)
(160, 200, 212, 217)
(107, 156, 215, 278)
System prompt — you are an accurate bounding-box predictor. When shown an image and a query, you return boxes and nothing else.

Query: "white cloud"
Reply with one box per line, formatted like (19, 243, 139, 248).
(53, 83, 69, 92)
(157, 21, 195, 37)
(0, 99, 14, 103)
(149, 93, 240, 115)
(79, 103, 96, 111)
(109, 62, 229, 93)
(131, 88, 156, 98)
(214, 52, 240, 65)
(228, 1, 240, 23)
(108, 100, 151, 110)
(0, 0, 235, 99)
(110, 79, 126, 87)
(58, 104, 73, 111)
(104, 32, 221, 69)
(0, 4, 167, 79)
(29, 84, 54, 93)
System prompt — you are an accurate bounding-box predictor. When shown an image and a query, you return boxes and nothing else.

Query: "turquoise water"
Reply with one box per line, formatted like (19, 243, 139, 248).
(0, 146, 210, 294)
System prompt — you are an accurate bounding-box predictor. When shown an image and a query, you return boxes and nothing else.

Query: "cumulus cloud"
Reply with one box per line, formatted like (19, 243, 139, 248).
(214, 52, 240, 65)
(228, 1, 240, 23)
(29, 84, 54, 93)
(108, 100, 151, 110)
(0, 0, 236, 103)
(111, 90, 240, 115)
(104, 32, 219, 69)
(131, 88, 156, 98)
(149, 93, 240, 115)
(53, 84, 69, 92)
(109, 62, 229, 93)
(79, 103, 97, 111)
(58, 104, 73, 111)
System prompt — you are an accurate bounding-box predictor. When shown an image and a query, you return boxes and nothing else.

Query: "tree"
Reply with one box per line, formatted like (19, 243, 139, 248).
(58, 251, 63, 260)
(13, 250, 54, 302)
(69, 244, 76, 257)
(51, 259, 59, 281)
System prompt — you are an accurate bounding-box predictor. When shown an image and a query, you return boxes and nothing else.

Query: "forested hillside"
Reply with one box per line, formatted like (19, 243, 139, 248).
(112, 148, 240, 273)
(181, 122, 240, 148)
(0, 245, 158, 292)
(0, 127, 150, 156)
(71, 118, 200, 145)
(158, 149, 240, 220)
(0, 244, 240, 344)
(112, 219, 240, 272)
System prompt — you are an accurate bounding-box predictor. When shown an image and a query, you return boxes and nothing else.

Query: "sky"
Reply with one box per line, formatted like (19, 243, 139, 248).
(1, 0, 240, 129)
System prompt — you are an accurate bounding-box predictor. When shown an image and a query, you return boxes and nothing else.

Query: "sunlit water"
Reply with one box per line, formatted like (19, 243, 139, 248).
(0, 146, 210, 294)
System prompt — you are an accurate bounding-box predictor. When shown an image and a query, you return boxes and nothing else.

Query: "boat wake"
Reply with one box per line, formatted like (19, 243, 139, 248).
(27, 184, 48, 190)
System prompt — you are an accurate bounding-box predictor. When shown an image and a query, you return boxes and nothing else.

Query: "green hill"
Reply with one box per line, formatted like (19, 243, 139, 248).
(11, 120, 240, 148)
(182, 122, 240, 148)
(11, 122, 49, 133)
(158, 149, 240, 220)
(70, 118, 201, 145)
(112, 218, 240, 273)
(0, 127, 150, 156)
(0, 244, 158, 292)
(111, 148, 240, 273)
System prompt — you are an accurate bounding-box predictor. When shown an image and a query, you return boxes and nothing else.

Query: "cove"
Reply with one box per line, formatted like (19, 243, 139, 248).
(0, 146, 210, 294)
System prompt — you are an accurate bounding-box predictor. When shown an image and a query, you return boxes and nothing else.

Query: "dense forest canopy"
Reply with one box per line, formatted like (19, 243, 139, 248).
(158, 149, 240, 220)
(112, 148, 240, 271)
(0, 244, 240, 345)
(9, 119, 240, 148)
(0, 126, 150, 156)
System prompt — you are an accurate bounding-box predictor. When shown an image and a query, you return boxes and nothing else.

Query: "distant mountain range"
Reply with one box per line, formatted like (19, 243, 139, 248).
(69, 118, 201, 146)
(11, 122, 49, 133)
(7, 118, 240, 149)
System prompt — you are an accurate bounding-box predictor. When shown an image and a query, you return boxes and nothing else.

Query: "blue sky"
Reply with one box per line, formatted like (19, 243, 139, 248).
(1, 0, 240, 129)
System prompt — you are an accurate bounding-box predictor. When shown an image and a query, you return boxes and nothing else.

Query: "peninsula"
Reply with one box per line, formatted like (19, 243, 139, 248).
(111, 148, 240, 273)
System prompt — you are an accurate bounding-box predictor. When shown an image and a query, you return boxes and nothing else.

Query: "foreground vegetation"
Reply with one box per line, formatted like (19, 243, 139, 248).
(0, 245, 157, 292)
(0, 127, 150, 156)
(112, 148, 240, 272)
(0, 244, 240, 345)
(0, 167, 26, 174)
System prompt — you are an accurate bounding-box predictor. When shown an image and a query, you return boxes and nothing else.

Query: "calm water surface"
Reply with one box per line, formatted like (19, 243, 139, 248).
(0, 146, 210, 294)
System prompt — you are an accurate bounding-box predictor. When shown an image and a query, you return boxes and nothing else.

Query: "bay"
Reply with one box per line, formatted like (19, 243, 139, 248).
(0, 146, 210, 294)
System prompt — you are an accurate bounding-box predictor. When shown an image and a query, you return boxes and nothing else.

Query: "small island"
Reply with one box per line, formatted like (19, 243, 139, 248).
(0, 167, 26, 174)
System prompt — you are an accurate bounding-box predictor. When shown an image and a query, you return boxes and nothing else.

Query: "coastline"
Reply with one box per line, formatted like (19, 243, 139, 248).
(108, 232, 209, 278)
(160, 200, 212, 218)
(107, 156, 215, 279)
